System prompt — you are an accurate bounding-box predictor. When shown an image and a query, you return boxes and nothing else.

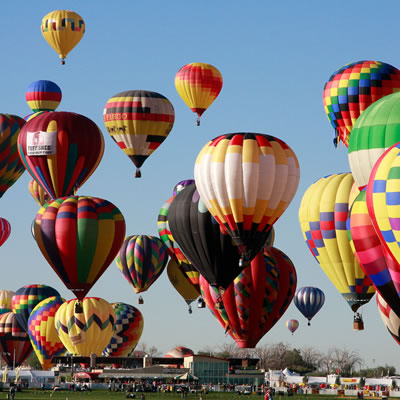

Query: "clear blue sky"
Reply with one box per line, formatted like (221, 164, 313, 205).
(0, 0, 399, 370)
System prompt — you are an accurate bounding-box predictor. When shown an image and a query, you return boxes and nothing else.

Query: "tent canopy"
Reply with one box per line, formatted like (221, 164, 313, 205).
(174, 372, 199, 381)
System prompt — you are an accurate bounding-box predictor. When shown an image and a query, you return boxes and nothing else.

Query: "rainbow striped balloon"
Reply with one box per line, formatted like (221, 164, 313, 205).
(103, 302, 144, 357)
(27, 296, 66, 370)
(25, 80, 62, 112)
(116, 235, 168, 295)
(12, 284, 60, 332)
(33, 196, 126, 300)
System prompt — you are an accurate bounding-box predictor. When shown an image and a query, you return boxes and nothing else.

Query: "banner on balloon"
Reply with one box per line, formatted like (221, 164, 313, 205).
(26, 130, 57, 155)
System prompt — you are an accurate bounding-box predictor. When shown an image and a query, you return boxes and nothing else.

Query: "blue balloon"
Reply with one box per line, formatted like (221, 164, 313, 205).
(294, 286, 325, 325)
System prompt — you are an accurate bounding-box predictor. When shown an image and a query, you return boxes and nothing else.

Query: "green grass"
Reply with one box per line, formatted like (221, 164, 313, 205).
(0, 392, 374, 400)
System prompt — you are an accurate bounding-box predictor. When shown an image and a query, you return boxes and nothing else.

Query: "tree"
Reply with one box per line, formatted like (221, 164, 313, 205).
(135, 342, 161, 357)
(23, 352, 42, 370)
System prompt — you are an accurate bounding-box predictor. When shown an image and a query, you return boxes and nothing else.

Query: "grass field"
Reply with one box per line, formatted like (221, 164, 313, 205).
(0, 391, 372, 400)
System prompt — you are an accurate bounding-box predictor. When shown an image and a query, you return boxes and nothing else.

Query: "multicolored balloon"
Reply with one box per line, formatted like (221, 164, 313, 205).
(0, 114, 26, 198)
(299, 173, 375, 316)
(25, 80, 62, 112)
(41, 10, 85, 64)
(168, 183, 242, 289)
(0, 312, 33, 367)
(200, 247, 296, 348)
(172, 179, 195, 196)
(349, 188, 400, 317)
(18, 111, 104, 200)
(175, 62, 223, 125)
(24, 111, 48, 122)
(103, 302, 143, 357)
(286, 319, 299, 335)
(294, 286, 325, 325)
(28, 178, 50, 206)
(0, 290, 14, 314)
(27, 296, 66, 370)
(323, 60, 400, 147)
(55, 297, 115, 356)
(348, 92, 400, 189)
(376, 292, 400, 345)
(33, 196, 126, 300)
(0, 218, 11, 247)
(103, 90, 175, 177)
(195, 133, 300, 264)
(166, 259, 200, 310)
(116, 235, 168, 295)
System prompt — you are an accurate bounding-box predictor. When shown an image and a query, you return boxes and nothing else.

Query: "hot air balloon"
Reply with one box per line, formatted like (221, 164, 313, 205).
(33, 196, 126, 300)
(28, 178, 50, 206)
(41, 10, 85, 64)
(0, 218, 11, 247)
(195, 133, 300, 265)
(103, 302, 143, 357)
(27, 296, 66, 370)
(55, 297, 115, 356)
(173, 179, 195, 196)
(167, 259, 200, 313)
(323, 60, 400, 147)
(0, 312, 33, 367)
(376, 292, 400, 345)
(348, 92, 400, 189)
(200, 247, 297, 348)
(18, 111, 104, 200)
(158, 194, 201, 312)
(299, 173, 375, 327)
(0, 290, 14, 314)
(11, 284, 61, 333)
(25, 80, 62, 112)
(286, 319, 299, 335)
(294, 287, 325, 326)
(103, 90, 175, 177)
(116, 235, 168, 302)
(24, 111, 48, 122)
(349, 188, 400, 318)
(366, 142, 400, 314)
(0, 114, 26, 198)
(175, 62, 223, 125)
(168, 183, 243, 290)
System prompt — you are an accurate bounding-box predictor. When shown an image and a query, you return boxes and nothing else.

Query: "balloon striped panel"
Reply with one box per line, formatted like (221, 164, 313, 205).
(103, 90, 175, 170)
(25, 80, 62, 112)
(195, 133, 299, 261)
(12, 284, 60, 333)
(34, 196, 126, 300)
(55, 298, 115, 356)
(175, 63, 223, 117)
(376, 292, 400, 345)
(116, 235, 168, 294)
(367, 142, 400, 297)
(0, 218, 10, 247)
(103, 302, 143, 357)
(323, 61, 400, 146)
(27, 296, 65, 370)
(294, 286, 325, 323)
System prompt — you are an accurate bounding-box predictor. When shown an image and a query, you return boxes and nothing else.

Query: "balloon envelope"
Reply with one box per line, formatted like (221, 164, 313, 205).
(34, 196, 126, 299)
(103, 302, 144, 357)
(0, 218, 11, 247)
(55, 297, 115, 356)
(323, 60, 400, 147)
(18, 111, 104, 199)
(103, 90, 175, 177)
(25, 80, 62, 112)
(28, 178, 50, 206)
(41, 10, 85, 64)
(28, 296, 66, 370)
(286, 319, 299, 334)
(12, 284, 61, 332)
(195, 133, 299, 263)
(0, 290, 14, 315)
(294, 286, 325, 324)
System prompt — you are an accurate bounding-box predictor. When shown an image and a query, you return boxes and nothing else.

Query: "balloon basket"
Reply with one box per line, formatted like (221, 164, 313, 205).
(196, 118, 200, 126)
(135, 169, 141, 178)
(138, 296, 144, 305)
(197, 298, 205, 308)
(353, 320, 364, 331)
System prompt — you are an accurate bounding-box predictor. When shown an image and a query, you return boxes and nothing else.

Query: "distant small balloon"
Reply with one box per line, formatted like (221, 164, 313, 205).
(25, 80, 62, 112)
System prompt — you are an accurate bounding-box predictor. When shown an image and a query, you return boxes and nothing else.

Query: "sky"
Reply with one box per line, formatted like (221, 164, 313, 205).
(1, 0, 400, 371)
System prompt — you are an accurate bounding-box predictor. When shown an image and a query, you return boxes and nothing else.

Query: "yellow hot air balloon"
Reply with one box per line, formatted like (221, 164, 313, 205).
(55, 298, 115, 356)
(41, 10, 85, 64)
(298, 173, 375, 327)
